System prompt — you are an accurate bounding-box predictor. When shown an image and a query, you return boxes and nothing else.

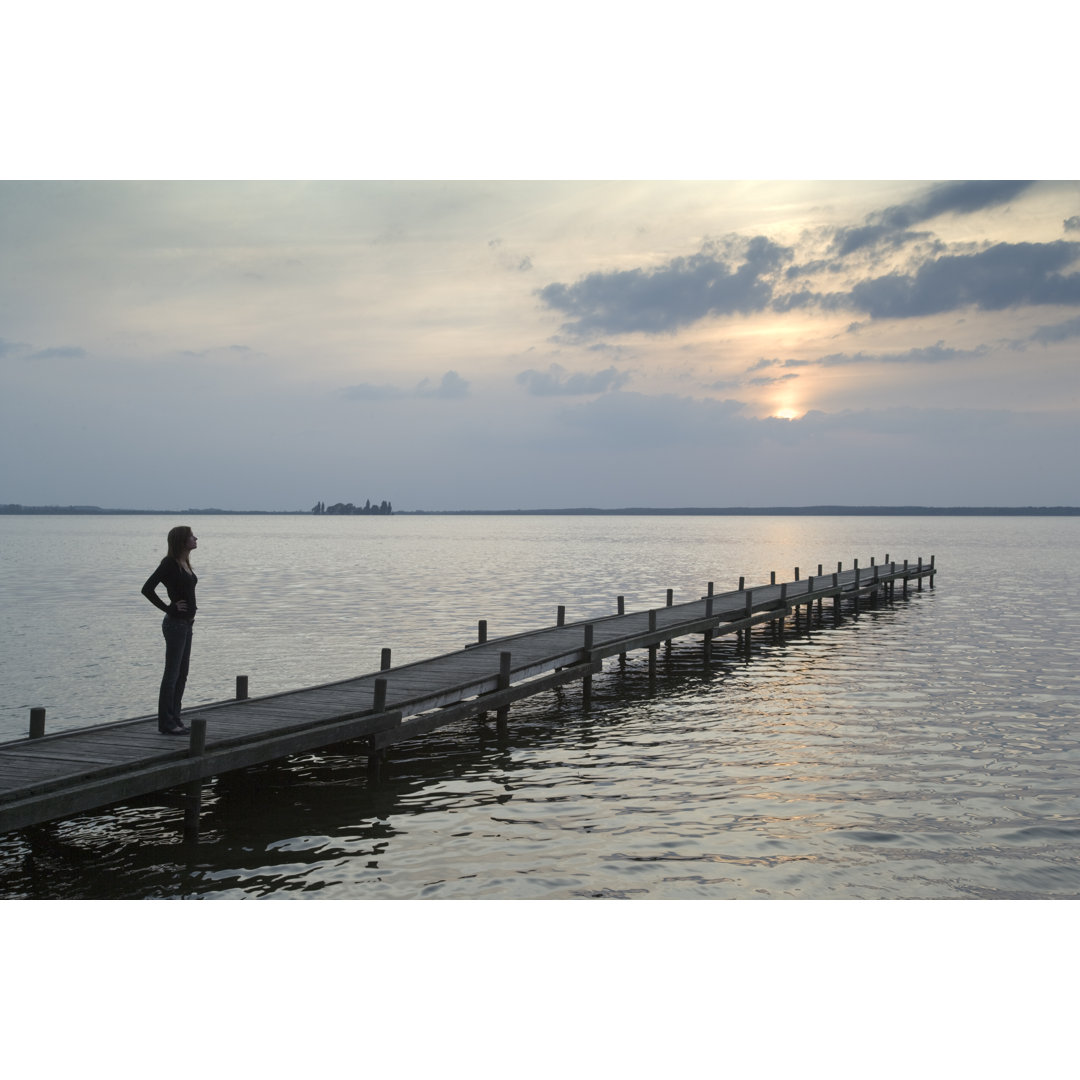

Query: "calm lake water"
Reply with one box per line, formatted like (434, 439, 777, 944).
(2, 512, 1079, 900)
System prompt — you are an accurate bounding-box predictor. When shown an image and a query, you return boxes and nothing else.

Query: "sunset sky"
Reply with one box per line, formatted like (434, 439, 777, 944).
(3, 8, 1077, 511)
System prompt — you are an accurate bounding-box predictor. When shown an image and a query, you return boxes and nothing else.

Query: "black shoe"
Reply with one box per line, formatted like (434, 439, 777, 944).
(158, 719, 189, 735)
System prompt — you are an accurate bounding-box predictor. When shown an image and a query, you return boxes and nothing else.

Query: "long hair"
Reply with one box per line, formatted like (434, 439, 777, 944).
(166, 525, 193, 563)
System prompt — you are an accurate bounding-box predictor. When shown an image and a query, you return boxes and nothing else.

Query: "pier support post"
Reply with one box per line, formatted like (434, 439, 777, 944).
(832, 573, 841, 625)
(557, 605, 565, 627)
(704, 595, 714, 664)
(29, 707, 45, 739)
(665, 590, 674, 650)
(496, 652, 512, 732)
(381, 648, 392, 671)
(903, 560, 909, 596)
(744, 589, 753, 657)
(235, 676, 248, 701)
(367, 749, 385, 782)
(648, 611, 658, 678)
(183, 718, 207, 842)
(618, 596, 627, 663)
(779, 583, 788, 638)
(478, 620, 488, 644)
(917, 558, 923, 592)
(582, 626, 594, 707)
(930, 555, 935, 589)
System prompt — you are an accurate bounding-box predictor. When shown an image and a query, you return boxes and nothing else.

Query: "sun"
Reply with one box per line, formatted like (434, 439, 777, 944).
(774, 407, 799, 420)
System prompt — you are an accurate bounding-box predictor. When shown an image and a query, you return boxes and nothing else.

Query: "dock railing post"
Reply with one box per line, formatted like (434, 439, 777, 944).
(380, 648, 392, 671)
(779, 583, 788, 638)
(832, 573, 841, 625)
(903, 559, 909, 596)
(183, 717, 208, 842)
(648, 610, 658, 678)
(665, 589, 674, 650)
(557, 605, 565, 627)
(478, 620, 488, 644)
(930, 555, 936, 589)
(235, 676, 248, 701)
(618, 596, 627, 663)
(29, 707, 45, 739)
(704, 594, 714, 663)
(918, 557, 923, 592)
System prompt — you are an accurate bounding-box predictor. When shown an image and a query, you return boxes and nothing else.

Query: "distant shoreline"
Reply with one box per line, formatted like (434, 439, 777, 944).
(3, 504, 1080, 517)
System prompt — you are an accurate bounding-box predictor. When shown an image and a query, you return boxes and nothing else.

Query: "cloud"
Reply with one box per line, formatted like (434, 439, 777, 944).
(1022, 313, 1080, 346)
(537, 236, 792, 339)
(816, 342, 987, 366)
(516, 363, 631, 396)
(1065, 216, 1080, 233)
(832, 180, 1036, 256)
(843, 241, 1080, 318)
(417, 370, 470, 398)
(29, 346, 87, 361)
(341, 369, 470, 401)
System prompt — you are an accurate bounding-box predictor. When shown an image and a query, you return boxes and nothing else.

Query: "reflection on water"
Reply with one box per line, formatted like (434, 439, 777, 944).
(2, 514, 1080, 898)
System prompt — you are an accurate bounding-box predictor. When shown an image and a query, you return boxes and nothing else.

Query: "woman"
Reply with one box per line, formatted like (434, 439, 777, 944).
(142, 525, 199, 735)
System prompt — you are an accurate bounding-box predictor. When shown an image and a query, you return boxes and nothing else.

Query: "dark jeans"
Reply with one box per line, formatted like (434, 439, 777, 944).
(159, 615, 193, 726)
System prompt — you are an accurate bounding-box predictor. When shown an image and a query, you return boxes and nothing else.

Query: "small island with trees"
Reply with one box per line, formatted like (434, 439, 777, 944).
(311, 500, 393, 515)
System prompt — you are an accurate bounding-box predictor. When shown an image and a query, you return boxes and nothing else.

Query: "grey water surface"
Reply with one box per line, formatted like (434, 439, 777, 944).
(2, 513, 1078, 899)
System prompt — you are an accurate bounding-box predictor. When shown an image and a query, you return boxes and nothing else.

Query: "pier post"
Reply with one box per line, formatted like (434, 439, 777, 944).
(183, 718, 207, 842)
(666, 589, 674, 650)
(744, 589, 753, 657)
(478, 620, 488, 644)
(235, 676, 248, 701)
(903, 560, 909, 596)
(373, 678, 388, 713)
(557, 605, 565, 627)
(739, 576, 745, 591)
(833, 573, 841, 625)
(368, 681, 389, 777)
(29, 707, 45, 739)
(497, 652, 512, 732)
(770, 571, 776, 585)
(917, 558, 923, 592)
(704, 594, 714, 664)
(779, 583, 788, 638)
(618, 596, 627, 663)
(583, 625, 594, 707)
(930, 555, 936, 589)
(380, 648, 392, 671)
(648, 610, 658, 678)
(854, 566, 861, 615)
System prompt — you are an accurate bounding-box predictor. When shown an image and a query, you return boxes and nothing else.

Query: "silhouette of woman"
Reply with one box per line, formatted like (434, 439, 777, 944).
(142, 525, 198, 734)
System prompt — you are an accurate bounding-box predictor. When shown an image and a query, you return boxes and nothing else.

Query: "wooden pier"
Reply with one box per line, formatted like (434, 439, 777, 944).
(0, 556, 935, 840)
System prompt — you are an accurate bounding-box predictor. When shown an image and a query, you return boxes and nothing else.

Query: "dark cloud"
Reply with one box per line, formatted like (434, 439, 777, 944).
(341, 370, 470, 401)
(516, 363, 630, 396)
(29, 346, 86, 361)
(832, 180, 1036, 256)
(845, 241, 1080, 318)
(417, 370, 470, 398)
(1066, 216, 1080, 233)
(537, 236, 792, 339)
(1023, 313, 1080, 346)
(748, 372, 800, 387)
(816, 342, 987, 366)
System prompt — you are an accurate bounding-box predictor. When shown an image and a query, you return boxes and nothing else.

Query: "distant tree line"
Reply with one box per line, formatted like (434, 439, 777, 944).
(311, 500, 393, 515)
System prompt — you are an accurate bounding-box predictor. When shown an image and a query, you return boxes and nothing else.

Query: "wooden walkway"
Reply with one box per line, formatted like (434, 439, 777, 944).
(0, 556, 935, 839)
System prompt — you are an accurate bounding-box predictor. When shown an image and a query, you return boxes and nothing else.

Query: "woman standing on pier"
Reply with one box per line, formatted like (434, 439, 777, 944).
(141, 526, 198, 735)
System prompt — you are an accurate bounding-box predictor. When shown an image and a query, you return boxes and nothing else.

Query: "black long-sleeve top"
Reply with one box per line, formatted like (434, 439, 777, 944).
(142, 558, 198, 621)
